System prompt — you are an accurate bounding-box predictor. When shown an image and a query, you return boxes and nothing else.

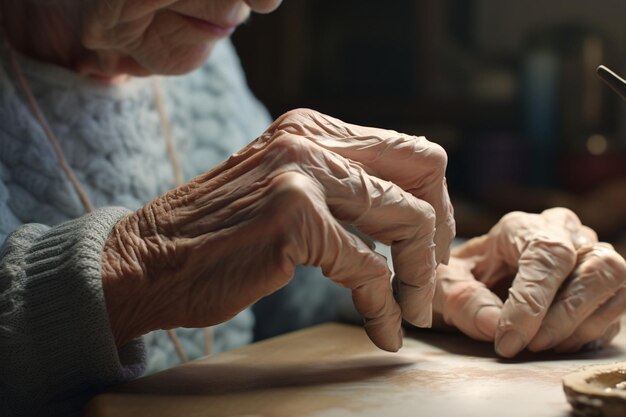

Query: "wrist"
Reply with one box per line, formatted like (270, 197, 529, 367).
(101, 212, 163, 347)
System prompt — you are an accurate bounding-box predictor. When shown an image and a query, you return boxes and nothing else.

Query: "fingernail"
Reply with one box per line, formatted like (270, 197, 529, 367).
(412, 308, 433, 328)
(528, 328, 553, 351)
(554, 343, 580, 354)
(496, 331, 526, 358)
(554, 338, 582, 354)
(580, 339, 602, 352)
(475, 306, 500, 339)
(395, 326, 404, 351)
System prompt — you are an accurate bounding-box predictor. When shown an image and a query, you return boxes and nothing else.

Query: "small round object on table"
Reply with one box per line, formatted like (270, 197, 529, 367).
(563, 362, 626, 417)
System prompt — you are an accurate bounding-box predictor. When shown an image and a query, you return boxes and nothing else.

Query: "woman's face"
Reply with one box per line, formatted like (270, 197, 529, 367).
(80, 0, 282, 75)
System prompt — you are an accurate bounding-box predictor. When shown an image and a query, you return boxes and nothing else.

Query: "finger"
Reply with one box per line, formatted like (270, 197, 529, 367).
(433, 260, 504, 342)
(540, 208, 598, 248)
(272, 172, 403, 352)
(553, 285, 626, 353)
(290, 110, 455, 265)
(314, 142, 438, 328)
(557, 320, 621, 353)
(574, 225, 599, 248)
(310, 209, 403, 352)
(351, 196, 437, 329)
(495, 237, 577, 357)
(596, 321, 621, 349)
(449, 212, 547, 287)
(528, 244, 626, 352)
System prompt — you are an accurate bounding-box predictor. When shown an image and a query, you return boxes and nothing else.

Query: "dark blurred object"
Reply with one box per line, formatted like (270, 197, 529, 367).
(597, 65, 626, 101)
(463, 132, 526, 198)
(558, 62, 626, 194)
(232, 0, 518, 131)
(306, 2, 417, 99)
(485, 179, 626, 243)
(521, 24, 614, 186)
(560, 149, 626, 193)
(233, 0, 626, 250)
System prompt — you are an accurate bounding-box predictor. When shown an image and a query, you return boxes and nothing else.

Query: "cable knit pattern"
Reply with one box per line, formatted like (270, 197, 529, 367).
(0, 39, 271, 416)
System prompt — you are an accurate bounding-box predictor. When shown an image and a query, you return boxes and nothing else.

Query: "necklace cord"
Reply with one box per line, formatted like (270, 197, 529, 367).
(153, 77, 213, 358)
(0, 29, 210, 361)
(153, 78, 184, 187)
(5, 41, 96, 213)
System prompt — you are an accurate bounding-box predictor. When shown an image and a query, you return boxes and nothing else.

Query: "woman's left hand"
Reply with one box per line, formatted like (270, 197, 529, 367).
(432, 207, 626, 357)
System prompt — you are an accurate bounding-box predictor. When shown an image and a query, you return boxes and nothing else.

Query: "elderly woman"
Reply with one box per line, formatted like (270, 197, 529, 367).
(1, 1, 624, 417)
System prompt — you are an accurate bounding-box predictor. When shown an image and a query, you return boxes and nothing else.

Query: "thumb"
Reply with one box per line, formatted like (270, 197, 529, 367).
(435, 260, 504, 342)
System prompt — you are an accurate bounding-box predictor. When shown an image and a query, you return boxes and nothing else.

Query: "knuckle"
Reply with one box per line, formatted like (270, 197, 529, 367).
(560, 293, 584, 318)
(265, 173, 324, 256)
(508, 284, 548, 317)
(579, 249, 626, 286)
(594, 249, 626, 277)
(542, 206, 578, 220)
(261, 169, 327, 270)
(403, 201, 437, 243)
(574, 323, 605, 342)
(444, 281, 482, 312)
(267, 134, 310, 163)
(412, 200, 437, 226)
(528, 239, 577, 272)
(275, 108, 320, 126)
(429, 142, 449, 169)
(267, 172, 318, 211)
(579, 226, 599, 244)
(499, 211, 527, 227)
(415, 140, 448, 174)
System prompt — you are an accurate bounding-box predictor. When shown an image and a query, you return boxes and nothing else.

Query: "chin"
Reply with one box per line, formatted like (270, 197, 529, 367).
(144, 42, 217, 76)
(84, 37, 221, 79)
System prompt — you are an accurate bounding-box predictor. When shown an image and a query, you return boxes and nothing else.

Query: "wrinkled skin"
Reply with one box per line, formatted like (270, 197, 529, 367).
(433, 208, 626, 357)
(0, 0, 283, 78)
(81, 0, 283, 75)
(102, 109, 455, 351)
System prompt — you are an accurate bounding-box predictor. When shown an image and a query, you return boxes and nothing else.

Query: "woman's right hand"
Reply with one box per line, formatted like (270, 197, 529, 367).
(101, 109, 455, 351)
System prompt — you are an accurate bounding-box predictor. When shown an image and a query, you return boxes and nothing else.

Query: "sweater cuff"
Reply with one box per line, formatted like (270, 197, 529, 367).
(20, 208, 145, 410)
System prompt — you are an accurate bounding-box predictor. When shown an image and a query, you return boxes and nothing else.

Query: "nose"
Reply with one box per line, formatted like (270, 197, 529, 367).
(244, 0, 283, 14)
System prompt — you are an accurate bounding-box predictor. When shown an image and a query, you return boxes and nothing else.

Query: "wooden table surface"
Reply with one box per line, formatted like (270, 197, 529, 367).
(83, 319, 626, 417)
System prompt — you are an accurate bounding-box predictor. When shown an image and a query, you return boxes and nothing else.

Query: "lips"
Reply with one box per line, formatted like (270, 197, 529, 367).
(176, 13, 238, 37)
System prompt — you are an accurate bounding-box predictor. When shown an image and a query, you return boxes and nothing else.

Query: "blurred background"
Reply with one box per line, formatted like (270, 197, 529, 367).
(232, 0, 626, 254)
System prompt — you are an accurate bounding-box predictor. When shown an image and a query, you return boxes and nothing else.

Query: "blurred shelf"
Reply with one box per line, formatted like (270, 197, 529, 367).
(260, 98, 519, 132)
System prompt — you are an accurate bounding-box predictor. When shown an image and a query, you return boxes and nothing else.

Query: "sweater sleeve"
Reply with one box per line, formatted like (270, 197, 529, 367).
(0, 207, 145, 417)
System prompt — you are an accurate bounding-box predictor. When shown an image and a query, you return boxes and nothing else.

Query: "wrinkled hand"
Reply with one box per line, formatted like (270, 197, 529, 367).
(433, 208, 626, 357)
(102, 109, 455, 350)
